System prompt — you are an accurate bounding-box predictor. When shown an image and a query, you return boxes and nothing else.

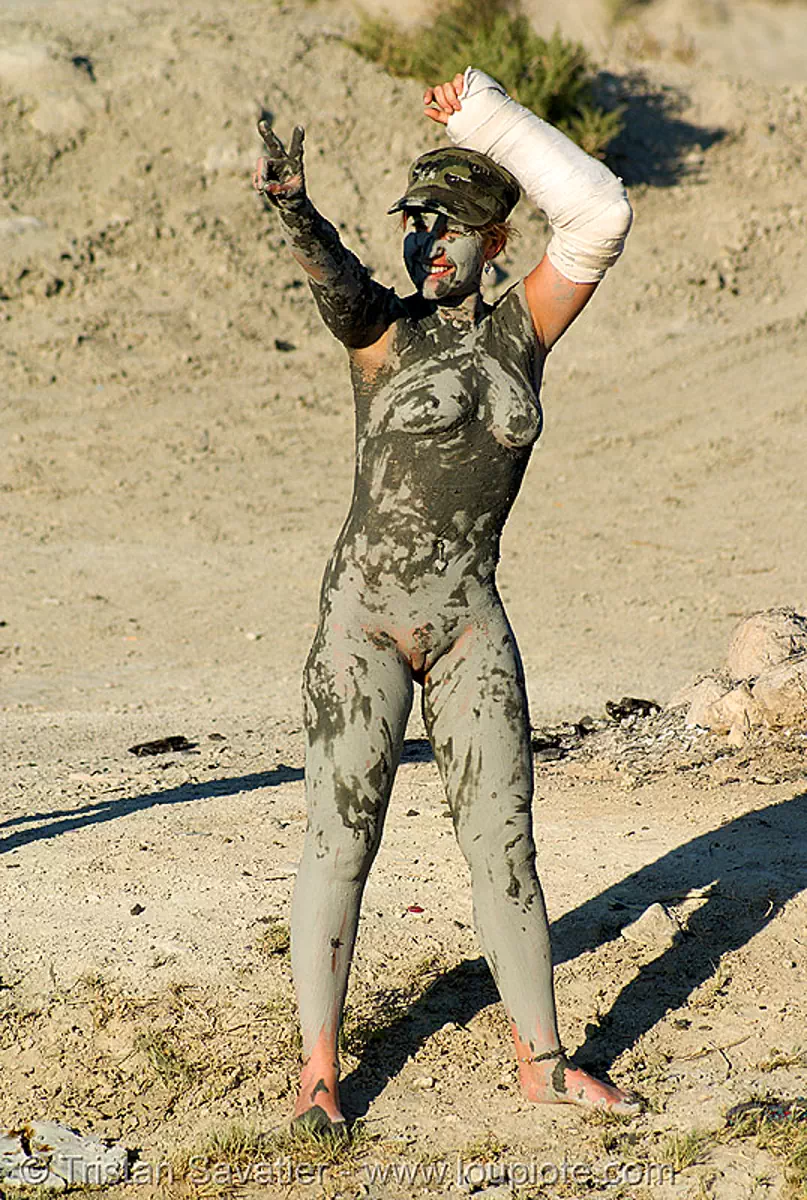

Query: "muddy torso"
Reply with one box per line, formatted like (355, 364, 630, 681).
(319, 281, 546, 669)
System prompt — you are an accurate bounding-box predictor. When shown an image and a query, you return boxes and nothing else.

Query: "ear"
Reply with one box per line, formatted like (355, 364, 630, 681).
(483, 231, 505, 261)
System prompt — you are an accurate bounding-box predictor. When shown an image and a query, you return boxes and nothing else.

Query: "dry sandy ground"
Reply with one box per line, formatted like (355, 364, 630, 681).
(1, 1, 806, 1197)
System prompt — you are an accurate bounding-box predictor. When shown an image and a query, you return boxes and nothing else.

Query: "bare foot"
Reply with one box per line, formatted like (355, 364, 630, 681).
(519, 1052, 643, 1115)
(293, 1055, 344, 1124)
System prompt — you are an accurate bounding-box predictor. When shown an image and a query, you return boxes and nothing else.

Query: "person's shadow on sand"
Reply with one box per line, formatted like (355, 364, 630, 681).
(341, 787, 807, 1116)
(0, 765, 304, 852)
(3, 759, 804, 1117)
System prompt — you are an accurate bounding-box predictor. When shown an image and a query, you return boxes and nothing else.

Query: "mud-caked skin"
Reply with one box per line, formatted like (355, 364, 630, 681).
(254, 116, 640, 1119)
(275, 185, 555, 1040)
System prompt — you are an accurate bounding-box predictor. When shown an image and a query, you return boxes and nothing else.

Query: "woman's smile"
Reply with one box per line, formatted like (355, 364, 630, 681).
(403, 213, 486, 300)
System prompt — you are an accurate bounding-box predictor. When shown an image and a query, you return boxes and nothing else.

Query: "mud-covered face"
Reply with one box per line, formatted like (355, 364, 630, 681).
(403, 210, 486, 302)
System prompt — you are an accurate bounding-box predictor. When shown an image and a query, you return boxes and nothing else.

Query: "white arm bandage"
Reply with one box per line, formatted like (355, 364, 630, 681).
(446, 67, 632, 284)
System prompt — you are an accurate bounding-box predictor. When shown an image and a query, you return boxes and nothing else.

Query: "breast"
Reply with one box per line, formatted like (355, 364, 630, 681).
(369, 358, 478, 437)
(478, 355, 543, 449)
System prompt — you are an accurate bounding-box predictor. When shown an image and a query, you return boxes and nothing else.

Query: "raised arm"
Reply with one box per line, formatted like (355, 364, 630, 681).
(253, 121, 394, 349)
(424, 69, 632, 351)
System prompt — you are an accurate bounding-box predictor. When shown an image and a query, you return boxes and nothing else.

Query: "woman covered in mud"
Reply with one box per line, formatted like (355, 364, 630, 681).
(253, 67, 639, 1134)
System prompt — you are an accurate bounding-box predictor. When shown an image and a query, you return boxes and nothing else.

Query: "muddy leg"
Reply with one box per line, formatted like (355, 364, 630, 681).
(423, 605, 641, 1114)
(291, 624, 413, 1122)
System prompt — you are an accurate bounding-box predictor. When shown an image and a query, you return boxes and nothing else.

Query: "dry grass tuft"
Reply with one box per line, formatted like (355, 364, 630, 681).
(170, 1116, 376, 1197)
(255, 918, 291, 958)
(135, 1028, 198, 1087)
(660, 1129, 714, 1171)
(757, 1047, 807, 1073)
(460, 1130, 510, 1161)
(723, 1097, 807, 1198)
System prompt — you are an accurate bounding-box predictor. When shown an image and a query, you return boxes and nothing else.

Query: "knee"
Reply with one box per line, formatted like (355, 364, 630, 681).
(457, 820, 538, 898)
(305, 821, 378, 886)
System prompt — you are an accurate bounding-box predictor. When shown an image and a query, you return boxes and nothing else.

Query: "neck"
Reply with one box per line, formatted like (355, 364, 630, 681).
(436, 289, 484, 324)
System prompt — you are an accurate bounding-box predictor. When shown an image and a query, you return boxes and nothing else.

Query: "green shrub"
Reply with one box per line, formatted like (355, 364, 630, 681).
(351, 0, 622, 157)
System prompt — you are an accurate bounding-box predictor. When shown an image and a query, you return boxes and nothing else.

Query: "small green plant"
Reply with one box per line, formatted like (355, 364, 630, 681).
(586, 1106, 638, 1154)
(660, 1130, 714, 1171)
(175, 1123, 270, 1172)
(351, 0, 622, 157)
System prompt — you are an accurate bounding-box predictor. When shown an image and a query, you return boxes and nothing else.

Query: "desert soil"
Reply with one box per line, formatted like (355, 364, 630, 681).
(1, 1, 806, 1197)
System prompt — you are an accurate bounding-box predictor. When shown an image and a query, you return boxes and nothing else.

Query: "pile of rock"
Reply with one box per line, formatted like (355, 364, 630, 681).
(0, 1122, 127, 1190)
(670, 607, 807, 746)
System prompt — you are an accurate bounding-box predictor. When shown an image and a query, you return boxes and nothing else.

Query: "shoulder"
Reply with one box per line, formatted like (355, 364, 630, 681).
(489, 279, 532, 321)
(488, 280, 543, 348)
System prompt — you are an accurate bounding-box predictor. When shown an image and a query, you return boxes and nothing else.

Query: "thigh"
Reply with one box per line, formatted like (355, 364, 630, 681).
(421, 602, 534, 852)
(303, 616, 413, 861)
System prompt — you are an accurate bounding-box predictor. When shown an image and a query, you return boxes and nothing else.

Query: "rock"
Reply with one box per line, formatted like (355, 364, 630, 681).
(0, 1132, 28, 1176)
(0, 1123, 128, 1190)
(32, 1122, 127, 1187)
(752, 655, 807, 728)
(726, 608, 807, 681)
(671, 674, 732, 726)
(413, 1075, 435, 1089)
(2, 1164, 68, 1191)
(621, 902, 679, 948)
(701, 683, 764, 742)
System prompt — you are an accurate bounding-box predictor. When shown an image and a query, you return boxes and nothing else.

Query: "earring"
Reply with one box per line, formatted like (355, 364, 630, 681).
(484, 262, 494, 276)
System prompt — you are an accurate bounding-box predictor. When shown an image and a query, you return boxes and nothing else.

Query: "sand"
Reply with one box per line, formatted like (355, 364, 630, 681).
(1, 1, 806, 1196)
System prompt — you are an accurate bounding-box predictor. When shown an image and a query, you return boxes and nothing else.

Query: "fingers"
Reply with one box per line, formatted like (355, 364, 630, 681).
(253, 156, 278, 195)
(289, 124, 305, 161)
(423, 78, 463, 124)
(253, 156, 272, 191)
(257, 118, 286, 158)
(436, 80, 462, 111)
(423, 107, 449, 126)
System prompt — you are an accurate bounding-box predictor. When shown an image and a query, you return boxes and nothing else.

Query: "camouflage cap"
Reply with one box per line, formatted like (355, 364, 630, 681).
(388, 147, 520, 229)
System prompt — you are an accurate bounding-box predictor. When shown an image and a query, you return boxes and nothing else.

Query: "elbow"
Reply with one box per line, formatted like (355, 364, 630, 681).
(599, 187, 633, 244)
(547, 187, 633, 284)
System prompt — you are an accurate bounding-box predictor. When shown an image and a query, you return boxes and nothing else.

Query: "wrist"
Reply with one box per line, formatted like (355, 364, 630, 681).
(445, 65, 632, 284)
(271, 192, 313, 223)
(446, 67, 522, 153)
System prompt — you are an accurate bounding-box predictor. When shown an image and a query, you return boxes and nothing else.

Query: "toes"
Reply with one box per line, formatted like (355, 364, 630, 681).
(605, 1089, 645, 1117)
